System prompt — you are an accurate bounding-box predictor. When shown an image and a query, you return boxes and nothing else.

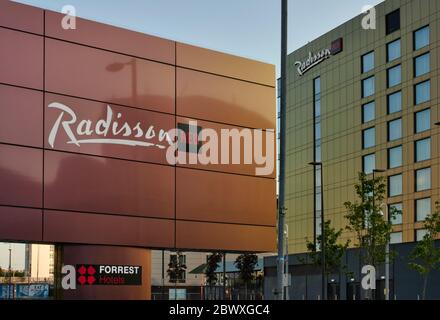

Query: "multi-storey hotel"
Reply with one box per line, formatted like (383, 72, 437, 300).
(266, 0, 440, 299)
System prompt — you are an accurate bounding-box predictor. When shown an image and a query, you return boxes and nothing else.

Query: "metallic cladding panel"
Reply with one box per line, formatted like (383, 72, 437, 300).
(45, 10, 175, 64)
(0, 144, 43, 208)
(177, 67, 276, 129)
(0, 84, 43, 147)
(45, 38, 175, 114)
(176, 220, 276, 252)
(176, 167, 276, 226)
(0, 0, 44, 34)
(0, 206, 42, 242)
(44, 150, 174, 219)
(0, 27, 43, 89)
(44, 211, 174, 248)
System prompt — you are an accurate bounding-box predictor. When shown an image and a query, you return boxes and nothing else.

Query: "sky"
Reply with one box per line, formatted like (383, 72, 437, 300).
(1, 0, 384, 270)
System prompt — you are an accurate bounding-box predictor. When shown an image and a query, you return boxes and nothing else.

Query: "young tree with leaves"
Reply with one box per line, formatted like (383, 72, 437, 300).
(204, 252, 222, 299)
(167, 251, 187, 284)
(305, 220, 350, 276)
(409, 202, 440, 300)
(234, 253, 258, 299)
(344, 172, 395, 299)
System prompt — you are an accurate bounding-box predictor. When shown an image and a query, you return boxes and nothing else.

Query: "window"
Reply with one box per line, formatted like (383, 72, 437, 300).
(415, 138, 431, 162)
(362, 101, 375, 123)
(363, 153, 375, 174)
(387, 39, 401, 62)
(416, 229, 428, 241)
(363, 127, 375, 149)
(415, 109, 430, 133)
(315, 122, 321, 138)
(388, 118, 402, 141)
(390, 232, 403, 244)
(415, 80, 430, 104)
(416, 198, 431, 221)
(389, 203, 403, 225)
(386, 9, 400, 35)
(414, 52, 430, 77)
(414, 26, 430, 50)
(362, 51, 374, 73)
(362, 76, 375, 98)
(389, 174, 403, 197)
(416, 167, 431, 191)
(387, 91, 401, 114)
(315, 99, 321, 117)
(387, 64, 401, 88)
(314, 77, 321, 94)
(388, 145, 402, 169)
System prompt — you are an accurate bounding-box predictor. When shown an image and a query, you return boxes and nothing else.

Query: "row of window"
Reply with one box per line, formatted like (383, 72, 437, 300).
(386, 167, 432, 197)
(362, 111, 431, 149)
(390, 229, 430, 244)
(362, 75, 430, 103)
(362, 25, 430, 74)
(313, 77, 322, 242)
(387, 197, 432, 226)
(363, 136, 431, 173)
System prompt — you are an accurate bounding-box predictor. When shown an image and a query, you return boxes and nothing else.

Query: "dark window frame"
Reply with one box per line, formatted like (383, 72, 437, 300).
(387, 91, 401, 114)
(413, 25, 430, 51)
(414, 79, 431, 105)
(362, 76, 375, 98)
(415, 167, 432, 192)
(414, 108, 431, 133)
(387, 145, 402, 169)
(361, 50, 375, 74)
(386, 9, 400, 35)
(362, 101, 375, 123)
(414, 51, 430, 78)
(387, 64, 401, 88)
(387, 118, 402, 142)
(386, 38, 401, 62)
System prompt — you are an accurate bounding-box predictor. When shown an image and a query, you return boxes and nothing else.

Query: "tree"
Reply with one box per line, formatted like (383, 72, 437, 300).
(305, 219, 350, 275)
(234, 253, 258, 299)
(409, 202, 440, 300)
(344, 172, 395, 299)
(205, 252, 222, 286)
(167, 251, 187, 284)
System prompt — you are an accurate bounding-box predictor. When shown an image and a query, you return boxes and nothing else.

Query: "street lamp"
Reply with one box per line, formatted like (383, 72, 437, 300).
(309, 161, 326, 300)
(379, 203, 391, 301)
(372, 168, 387, 301)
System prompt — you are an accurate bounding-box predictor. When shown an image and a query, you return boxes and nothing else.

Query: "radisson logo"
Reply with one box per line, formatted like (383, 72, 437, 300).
(294, 38, 343, 76)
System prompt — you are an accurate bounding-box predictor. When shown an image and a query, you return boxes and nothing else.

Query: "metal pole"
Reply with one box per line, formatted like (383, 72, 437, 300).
(277, 0, 288, 301)
(8, 245, 12, 299)
(320, 164, 326, 300)
(223, 252, 226, 300)
(161, 250, 165, 299)
(284, 224, 289, 300)
(383, 204, 390, 301)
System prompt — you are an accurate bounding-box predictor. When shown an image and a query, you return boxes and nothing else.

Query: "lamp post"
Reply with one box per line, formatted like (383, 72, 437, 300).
(309, 161, 325, 300)
(379, 203, 390, 301)
(8, 244, 12, 299)
(276, 0, 288, 301)
(372, 168, 386, 300)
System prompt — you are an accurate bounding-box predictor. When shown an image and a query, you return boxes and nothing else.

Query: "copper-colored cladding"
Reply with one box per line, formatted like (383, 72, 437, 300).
(44, 150, 174, 219)
(62, 245, 152, 300)
(176, 221, 276, 252)
(44, 211, 174, 248)
(44, 93, 174, 164)
(177, 167, 276, 226)
(45, 38, 175, 113)
(0, 1, 276, 253)
(0, 0, 44, 34)
(176, 116, 276, 178)
(176, 43, 275, 87)
(177, 67, 275, 129)
(45, 11, 174, 65)
(0, 27, 43, 90)
(0, 144, 42, 208)
(0, 206, 42, 242)
(0, 85, 43, 147)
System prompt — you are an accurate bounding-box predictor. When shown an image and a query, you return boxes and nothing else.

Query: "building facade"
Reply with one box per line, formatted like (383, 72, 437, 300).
(24, 244, 54, 281)
(285, 0, 440, 254)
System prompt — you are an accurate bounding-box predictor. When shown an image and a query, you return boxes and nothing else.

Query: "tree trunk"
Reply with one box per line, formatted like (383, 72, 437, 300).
(422, 273, 429, 300)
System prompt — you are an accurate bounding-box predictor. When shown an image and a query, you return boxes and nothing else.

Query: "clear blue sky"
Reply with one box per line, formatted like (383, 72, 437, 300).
(1, 0, 384, 270)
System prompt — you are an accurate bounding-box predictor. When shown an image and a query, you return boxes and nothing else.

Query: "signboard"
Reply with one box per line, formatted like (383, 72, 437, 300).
(75, 265, 142, 286)
(295, 38, 343, 76)
(0, 284, 13, 299)
(15, 284, 49, 298)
